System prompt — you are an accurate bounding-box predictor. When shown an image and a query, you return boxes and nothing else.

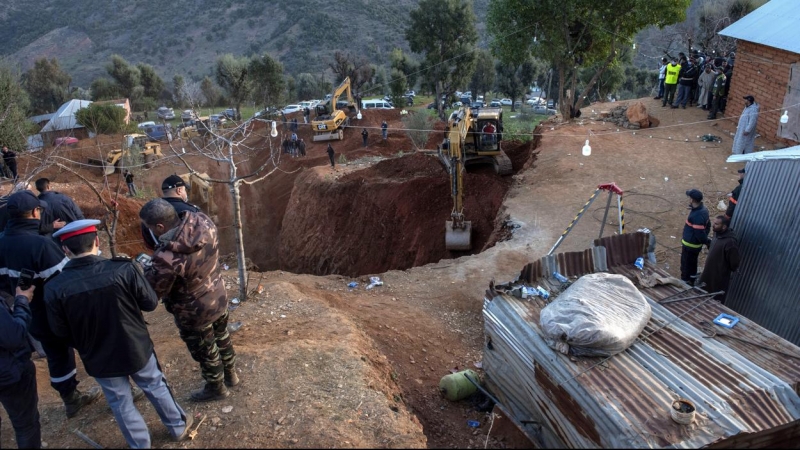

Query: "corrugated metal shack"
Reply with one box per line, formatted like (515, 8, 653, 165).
(483, 233, 800, 448)
(725, 156, 800, 346)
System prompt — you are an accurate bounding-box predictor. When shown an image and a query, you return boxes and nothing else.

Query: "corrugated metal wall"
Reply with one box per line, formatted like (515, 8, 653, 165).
(727, 159, 800, 345)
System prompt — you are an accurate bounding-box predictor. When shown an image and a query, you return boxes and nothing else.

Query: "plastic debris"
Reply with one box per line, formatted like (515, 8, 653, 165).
(222, 264, 229, 270)
(366, 276, 384, 290)
(222, 406, 233, 414)
(467, 420, 481, 428)
(227, 321, 243, 333)
(347, 281, 358, 289)
(634, 257, 644, 270)
(230, 297, 240, 305)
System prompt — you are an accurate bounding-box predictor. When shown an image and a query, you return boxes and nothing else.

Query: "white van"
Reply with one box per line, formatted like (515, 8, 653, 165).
(361, 98, 395, 110)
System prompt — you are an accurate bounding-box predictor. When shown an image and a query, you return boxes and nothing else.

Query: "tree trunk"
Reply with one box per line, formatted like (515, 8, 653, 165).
(230, 180, 248, 302)
(558, 64, 570, 118)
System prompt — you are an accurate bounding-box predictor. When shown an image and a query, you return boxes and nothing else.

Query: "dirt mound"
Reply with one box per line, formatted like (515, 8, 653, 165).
(277, 152, 514, 277)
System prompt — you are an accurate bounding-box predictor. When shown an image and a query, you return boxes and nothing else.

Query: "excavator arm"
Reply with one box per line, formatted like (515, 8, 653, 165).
(311, 77, 361, 142)
(440, 108, 473, 251)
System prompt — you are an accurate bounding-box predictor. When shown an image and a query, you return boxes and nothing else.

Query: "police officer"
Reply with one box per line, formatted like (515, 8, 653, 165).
(0, 284, 40, 449)
(35, 178, 85, 224)
(0, 191, 100, 418)
(46, 220, 193, 447)
(141, 175, 201, 250)
(681, 189, 711, 284)
(725, 168, 745, 220)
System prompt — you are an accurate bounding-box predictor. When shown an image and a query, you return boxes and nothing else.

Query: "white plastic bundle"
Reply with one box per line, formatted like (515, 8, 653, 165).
(539, 273, 651, 357)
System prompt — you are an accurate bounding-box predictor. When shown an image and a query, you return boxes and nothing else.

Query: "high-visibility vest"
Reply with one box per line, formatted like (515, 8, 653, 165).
(665, 64, 681, 84)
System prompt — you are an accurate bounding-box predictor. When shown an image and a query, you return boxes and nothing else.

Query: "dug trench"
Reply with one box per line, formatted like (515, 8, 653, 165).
(237, 109, 537, 278)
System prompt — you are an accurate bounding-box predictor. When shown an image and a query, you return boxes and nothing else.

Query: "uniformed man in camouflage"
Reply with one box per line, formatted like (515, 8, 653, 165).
(139, 198, 238, 402)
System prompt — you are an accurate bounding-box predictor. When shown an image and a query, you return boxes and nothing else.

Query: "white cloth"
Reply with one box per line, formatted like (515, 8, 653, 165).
(732, 103, 759, 155)
(697, 71, 715, 107)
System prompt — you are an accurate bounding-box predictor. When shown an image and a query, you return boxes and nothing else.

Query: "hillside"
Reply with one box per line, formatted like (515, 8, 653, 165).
(1, 0, 489, 87)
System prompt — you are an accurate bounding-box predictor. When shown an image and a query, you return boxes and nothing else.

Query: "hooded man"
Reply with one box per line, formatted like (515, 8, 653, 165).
(732, 95, 759, 155)
(699, 216, 741, 304)
(697, 64, 715, 110)
(680, 189, 711, 284)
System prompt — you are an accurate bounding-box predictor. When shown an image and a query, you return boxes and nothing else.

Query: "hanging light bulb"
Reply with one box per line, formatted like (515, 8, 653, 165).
(632, 42, 636, 50)
(356, 110, 363, 120)
(582, 139, 591, 156)
(780, 111, 789, 124)
(270, 121, 278, 137)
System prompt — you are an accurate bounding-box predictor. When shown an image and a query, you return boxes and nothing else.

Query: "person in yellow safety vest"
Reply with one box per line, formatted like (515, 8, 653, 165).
(681, 189, 711, 284)
(725, 168, 745, 220)
(662, 57, 681, 108)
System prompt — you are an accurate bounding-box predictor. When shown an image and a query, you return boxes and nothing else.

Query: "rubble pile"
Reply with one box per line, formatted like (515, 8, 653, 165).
(598, 102, 659, 129)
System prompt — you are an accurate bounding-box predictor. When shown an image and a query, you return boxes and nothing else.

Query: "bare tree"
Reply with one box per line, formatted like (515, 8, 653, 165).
(167, 111, 289, 302)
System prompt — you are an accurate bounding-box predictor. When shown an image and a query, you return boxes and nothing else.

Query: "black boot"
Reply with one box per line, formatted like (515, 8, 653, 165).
(63, 387, 102, 418)
(190, 381, 229, 402)
(224, 368, 240, 387)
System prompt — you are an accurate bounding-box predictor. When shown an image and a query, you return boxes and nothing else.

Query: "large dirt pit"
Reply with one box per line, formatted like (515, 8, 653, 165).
(235, 109, 537, 277)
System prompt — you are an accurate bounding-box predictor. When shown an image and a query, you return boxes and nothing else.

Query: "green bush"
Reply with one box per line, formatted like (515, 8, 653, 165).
(75, 103, 127, 135)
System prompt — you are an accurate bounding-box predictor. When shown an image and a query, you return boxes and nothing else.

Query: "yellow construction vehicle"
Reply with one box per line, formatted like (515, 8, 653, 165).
(311, 77, 361, 142)
(437, 106, 512, 250)
(88, 134, 164, 175)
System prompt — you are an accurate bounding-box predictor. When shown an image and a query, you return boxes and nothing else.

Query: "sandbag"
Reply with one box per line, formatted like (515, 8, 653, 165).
(539, 273, 651, 357)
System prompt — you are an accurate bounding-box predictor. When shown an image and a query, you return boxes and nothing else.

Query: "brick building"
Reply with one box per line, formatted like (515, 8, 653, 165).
(720, 0, 800, 145)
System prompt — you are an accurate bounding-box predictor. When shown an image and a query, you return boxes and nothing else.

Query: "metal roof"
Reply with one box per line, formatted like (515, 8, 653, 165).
(726, 159, 800, 346)
(485, 233, 800, 448)
(718, 0, 800, 55)
(727, 145, 800, 162)
(39, 99, 92, 133)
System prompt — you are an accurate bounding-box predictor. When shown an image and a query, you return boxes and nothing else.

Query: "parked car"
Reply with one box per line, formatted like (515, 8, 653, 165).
(221, 108, 237, 120)
(157, 106, 175, 120)
(142, 123, 169, 141)
(281, 104, 302, 114)
(473, 100, 485, 108)
(405, 90, 416, 97)
(547, 99, 555, 108)
(476, 95, 484, 102)
(533, 105, 557, 115)
(181, 110, 197, 122)
(209, 114, 227, 126)
(500, 98, 513, 106)
(514, 100, 522, 108)
(526, 98, 546, 106)
(137, 121, 156, 129)
(53, 137, 79, 147)
(489, 100, 502, 108)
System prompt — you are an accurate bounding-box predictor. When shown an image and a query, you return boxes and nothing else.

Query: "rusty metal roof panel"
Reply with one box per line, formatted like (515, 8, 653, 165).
(484, 233, 800, 448)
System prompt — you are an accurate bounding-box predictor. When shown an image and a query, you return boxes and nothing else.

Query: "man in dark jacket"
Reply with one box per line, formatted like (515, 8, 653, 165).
(0, 191, 100, 418)
(1, 146, 18, 180)
(707, 68, 727, 120)
(45, 220, 193, 447)
(0, 284, 40, 449)
(680, 189, 711, 284)
(141, 175, 201, 250)
(35, 178, 85, 224)
(725, 168, 745, 220)
(361, 128, 369, 147)
(327, 143, 335, 168)
(672, 57, 697, 109)
(699, 216, 741, 303)
(140, 199, 238, 402)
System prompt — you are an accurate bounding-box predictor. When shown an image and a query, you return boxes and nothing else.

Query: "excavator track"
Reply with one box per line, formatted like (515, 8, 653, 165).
(493, 150, 513, 176)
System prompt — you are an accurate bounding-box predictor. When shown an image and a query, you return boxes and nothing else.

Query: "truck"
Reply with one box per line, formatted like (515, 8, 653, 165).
(310, 77, 361, 142)
(88, 134, 164, 175)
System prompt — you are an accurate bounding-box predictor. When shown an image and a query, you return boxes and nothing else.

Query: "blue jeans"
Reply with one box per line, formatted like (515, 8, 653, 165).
(657, 79, 665, 97)
(0, 359, 40, 448)
(674, 84, 691, 107)
(95, 353, 187, 449)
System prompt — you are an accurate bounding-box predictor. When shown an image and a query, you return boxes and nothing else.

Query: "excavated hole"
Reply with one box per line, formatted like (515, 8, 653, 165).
(237, 124, 539, 278)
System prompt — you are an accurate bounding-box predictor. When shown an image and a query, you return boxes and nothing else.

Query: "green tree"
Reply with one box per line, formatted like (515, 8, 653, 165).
(403, 110, 435, 150)
(248, 54, 285, 109)
(173, 74, 185, 107)
(90, 78, 121, 101)
(488, 0, 690, 119)
(21, 58, 72, 114)
(137, 63, 165, 101)
(388, 68, 408, 108)
(328, 51, 375, 94)
(215, 54, 252, 116)
(469, 50, 495, 105)
(406, 0, 478, 119)
(74, 103, 127, 135)
(0, 66, 31, 152)
(106, 55, 140, 98)
(495, 59, 535, 110)
(390, 48, 420, 91)
(200, 76, 220, 107)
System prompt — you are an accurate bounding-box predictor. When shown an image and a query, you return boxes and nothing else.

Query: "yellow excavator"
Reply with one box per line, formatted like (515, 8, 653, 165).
(89, 134, 164, 175)
(438, 106, 512, 250)
(311, 77, 361, 141)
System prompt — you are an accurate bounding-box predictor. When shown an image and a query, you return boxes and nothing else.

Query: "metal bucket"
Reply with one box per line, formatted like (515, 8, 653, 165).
(670, 398, 696, 425)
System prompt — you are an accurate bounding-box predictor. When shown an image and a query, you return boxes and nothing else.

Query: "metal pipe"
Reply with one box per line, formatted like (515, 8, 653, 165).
(659, 291, 723, 305)
(73, 429, 103, 449)
(598, 191, 613, 239)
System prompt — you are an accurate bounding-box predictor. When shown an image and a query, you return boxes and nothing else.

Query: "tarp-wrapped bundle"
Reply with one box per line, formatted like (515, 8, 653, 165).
(539, 272, 651, 357)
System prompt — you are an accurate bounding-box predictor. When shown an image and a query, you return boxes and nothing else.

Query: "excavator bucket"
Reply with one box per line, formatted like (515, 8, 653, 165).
(445, 220, 472, 251)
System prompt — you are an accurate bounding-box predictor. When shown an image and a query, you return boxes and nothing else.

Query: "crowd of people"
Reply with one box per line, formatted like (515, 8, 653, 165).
(0, 174, 238, 448)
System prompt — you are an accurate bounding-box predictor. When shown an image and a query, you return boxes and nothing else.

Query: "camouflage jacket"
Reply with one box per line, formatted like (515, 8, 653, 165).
(145, 211, 227, 329)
